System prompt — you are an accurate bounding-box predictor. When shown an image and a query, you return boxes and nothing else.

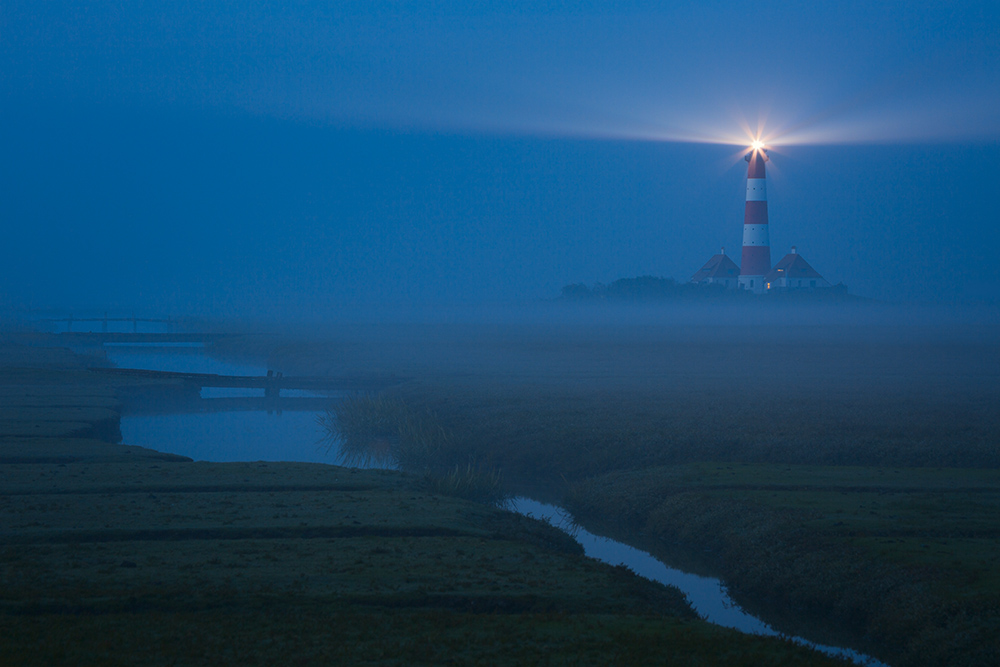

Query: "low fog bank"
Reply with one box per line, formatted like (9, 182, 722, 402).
(207, 298, 1000, 332)
(6, 298, 996, 469)
(211, 299, 997, 472)
(193, 300, 1000, 400)
(9, 300, 996, 396)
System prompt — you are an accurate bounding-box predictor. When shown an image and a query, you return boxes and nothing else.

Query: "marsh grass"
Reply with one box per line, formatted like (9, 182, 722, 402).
(319, 393, 453, 468)
(321, 393, 510, 508)
(563, 463, 1000, 667)
(386, 382, 1000, 480)
(424, 462, 512, 510)
(263, 324, 999, 666)
(334, 384, 1000, 667)
(318, 394, 409, 468)
(0, 607, 849, 666)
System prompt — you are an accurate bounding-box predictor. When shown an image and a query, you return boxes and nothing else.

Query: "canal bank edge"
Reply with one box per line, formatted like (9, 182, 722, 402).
(0, 336, 845, 665)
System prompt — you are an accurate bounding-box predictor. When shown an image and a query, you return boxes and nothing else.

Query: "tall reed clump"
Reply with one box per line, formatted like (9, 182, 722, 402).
(424, 462, 511, 510)
(318, 394, 410, 468)
(320, 393, 511, 508)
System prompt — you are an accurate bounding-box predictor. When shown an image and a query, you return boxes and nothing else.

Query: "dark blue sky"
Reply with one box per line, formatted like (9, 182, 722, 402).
(2, 1, 998, 316)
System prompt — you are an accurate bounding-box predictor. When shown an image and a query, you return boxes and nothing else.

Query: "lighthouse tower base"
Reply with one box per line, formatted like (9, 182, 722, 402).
(739, 275, 766, 294)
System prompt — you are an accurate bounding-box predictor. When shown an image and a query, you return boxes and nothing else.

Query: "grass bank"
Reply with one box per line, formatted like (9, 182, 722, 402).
(248, 319, 1000, 665)
(565, 463, 1000, 667)
(1, 334, 850, 665)
(363, 384, 1000, 666)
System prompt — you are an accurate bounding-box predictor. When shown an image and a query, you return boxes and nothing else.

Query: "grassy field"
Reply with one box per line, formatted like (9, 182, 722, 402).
(0, 609, 840, 666)
(0, 335, 849, 665)
(247, 314, 1000, 666)
(319, 387, 1000, 665)
(566, 463, 1000, 667)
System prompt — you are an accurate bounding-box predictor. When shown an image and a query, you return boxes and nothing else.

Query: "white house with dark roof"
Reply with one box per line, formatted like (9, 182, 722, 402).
(690, 248, 741, 288)
(764, 246, 831, 291)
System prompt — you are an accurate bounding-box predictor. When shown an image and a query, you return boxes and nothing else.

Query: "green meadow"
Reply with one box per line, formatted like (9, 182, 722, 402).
(0, 335, 848, 665)
(259, 317, 1000, 666)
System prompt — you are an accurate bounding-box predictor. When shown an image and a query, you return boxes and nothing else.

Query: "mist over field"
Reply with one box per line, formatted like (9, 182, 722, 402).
(3, 3, 999, 665)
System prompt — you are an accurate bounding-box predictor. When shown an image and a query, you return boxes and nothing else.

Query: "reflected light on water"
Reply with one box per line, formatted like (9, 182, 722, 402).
(107, 345, 888, 666)
(514, 497, 888, 667)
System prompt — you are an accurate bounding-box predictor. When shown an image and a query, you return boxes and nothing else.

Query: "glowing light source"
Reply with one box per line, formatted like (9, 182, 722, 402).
(751, 139, 765, 151)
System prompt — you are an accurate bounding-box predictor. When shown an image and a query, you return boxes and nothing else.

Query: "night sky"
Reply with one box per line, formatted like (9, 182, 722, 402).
(2, 1, 998, 318)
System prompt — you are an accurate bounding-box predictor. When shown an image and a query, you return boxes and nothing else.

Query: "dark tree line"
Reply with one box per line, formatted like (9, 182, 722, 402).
(559, 276, 735, 302)
(559, 276, 854, 302)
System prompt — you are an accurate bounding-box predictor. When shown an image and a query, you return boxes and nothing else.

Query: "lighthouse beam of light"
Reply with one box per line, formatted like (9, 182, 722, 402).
(401, 75, 1000, 152)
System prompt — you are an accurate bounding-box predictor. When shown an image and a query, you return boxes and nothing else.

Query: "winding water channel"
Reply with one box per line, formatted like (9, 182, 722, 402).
(105, 343, 886, 667)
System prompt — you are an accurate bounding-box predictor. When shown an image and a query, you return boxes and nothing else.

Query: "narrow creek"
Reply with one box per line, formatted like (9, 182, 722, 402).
(105, 343, 886, 667)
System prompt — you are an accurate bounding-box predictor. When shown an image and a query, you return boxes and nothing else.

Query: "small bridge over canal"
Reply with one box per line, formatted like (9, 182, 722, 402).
(44, 315, 177, 332)
(89, 367, 402, 398)
(58, 332, 230, 347)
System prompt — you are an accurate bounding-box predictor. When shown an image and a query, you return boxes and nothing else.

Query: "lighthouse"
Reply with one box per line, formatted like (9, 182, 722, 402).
(689, 139, 841, 297)
(739, 144, 771, 293)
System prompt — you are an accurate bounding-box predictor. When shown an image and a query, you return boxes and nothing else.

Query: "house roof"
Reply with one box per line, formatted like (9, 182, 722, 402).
(691, 253, 740, 283)
(764, 251, 826, 282)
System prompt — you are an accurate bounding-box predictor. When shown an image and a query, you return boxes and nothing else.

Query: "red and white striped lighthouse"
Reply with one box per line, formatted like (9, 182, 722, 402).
(738, 145, 771, 292)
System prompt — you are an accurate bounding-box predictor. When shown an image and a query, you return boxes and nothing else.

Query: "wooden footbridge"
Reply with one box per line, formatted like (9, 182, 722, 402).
(89, 367, 401, 397)
(58, 332, 229, 346)
(42, 314, 176, 332)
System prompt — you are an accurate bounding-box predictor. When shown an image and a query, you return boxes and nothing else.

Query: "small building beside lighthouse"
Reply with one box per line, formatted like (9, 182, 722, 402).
(764, 246, 831, 291)
(691, 248, 740, 288)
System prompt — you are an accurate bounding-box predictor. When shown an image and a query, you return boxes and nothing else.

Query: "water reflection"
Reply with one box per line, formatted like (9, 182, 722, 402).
(120, 411, 332, 463)
(109, 344, 886, 667)
(515, 498, 887, 667)
(109, 345, 334, 463)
